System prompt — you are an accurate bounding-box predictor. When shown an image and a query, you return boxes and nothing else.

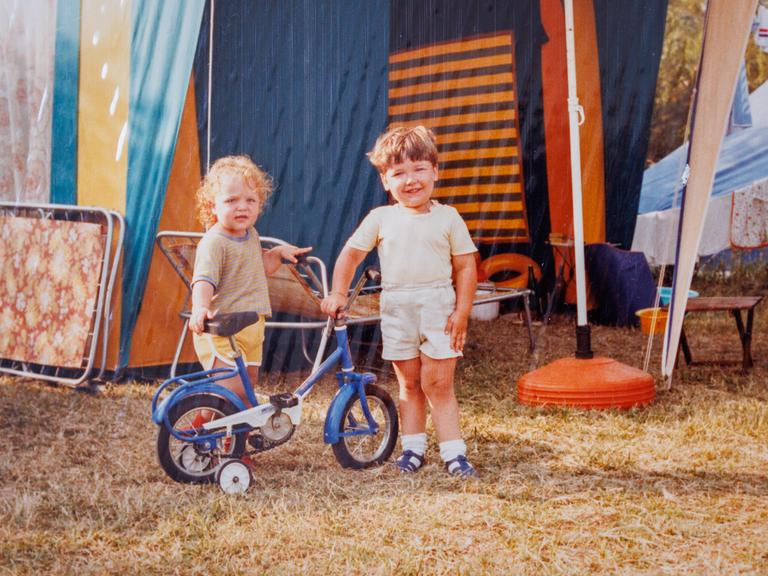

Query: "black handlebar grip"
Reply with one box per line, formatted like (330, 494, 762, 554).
(365, 266, 381, 282)
(282, 253, 309, 265)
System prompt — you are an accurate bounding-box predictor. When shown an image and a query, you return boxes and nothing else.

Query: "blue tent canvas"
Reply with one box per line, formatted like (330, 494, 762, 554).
(632, 77, 768, 266)
(638, 125, 768, 215)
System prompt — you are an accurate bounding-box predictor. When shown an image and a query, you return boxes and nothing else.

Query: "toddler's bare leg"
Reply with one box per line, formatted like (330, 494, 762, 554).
(392, 357, 427, 435)
(419, 355, 460, 442)
(245, 366, 260, 398)
(208, 358, 258, 407)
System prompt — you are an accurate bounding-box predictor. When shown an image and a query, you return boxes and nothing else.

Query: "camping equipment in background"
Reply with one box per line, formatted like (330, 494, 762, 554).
(517, 0, 655, 411)
(388, 33, 530, 244)
(479, 253, 542, 290)
(633, 128, 768, 264)
(584, 244, 656, 327)
(0, 202, 124, 387)
(633, 78, 768, 265)
(662, 0, 758, 386)
(658, 287, 699, 306)
(636, 307, 669, 336)
(0, 0, 667, 377)
(0, 217, 103, 366)
(540, 0, 606, 305)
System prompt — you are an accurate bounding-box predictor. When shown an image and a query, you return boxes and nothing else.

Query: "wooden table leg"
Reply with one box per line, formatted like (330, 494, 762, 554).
(745, 308, 755, 369)
(732, 308, 755, 371)
(680, 327, 692, 365)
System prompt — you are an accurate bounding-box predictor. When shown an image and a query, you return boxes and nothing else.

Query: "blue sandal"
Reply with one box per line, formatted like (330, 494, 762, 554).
(445, 455, 478, 478)
(395, 450, 425, 473)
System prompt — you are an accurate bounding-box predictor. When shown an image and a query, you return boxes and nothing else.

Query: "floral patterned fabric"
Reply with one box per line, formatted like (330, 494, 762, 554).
(730, 177, 768, 249)
(0, 216, 104, 367)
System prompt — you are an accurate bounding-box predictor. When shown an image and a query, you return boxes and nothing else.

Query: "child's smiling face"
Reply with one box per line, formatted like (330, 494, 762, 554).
(213, 174, 262, 237)
(380, 157, 438, 213)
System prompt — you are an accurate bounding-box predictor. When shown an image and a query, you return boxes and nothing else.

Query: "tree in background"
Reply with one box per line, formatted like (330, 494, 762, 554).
(745, 21, 768, 92)
(646, 0, 768, 165)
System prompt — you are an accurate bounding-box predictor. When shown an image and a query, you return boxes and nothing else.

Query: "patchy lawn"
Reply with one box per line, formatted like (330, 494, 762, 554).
(1, 268, 766, 575)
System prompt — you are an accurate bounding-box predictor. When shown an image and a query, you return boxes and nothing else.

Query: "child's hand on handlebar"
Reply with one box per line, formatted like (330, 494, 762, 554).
(274, 244, 313, 264)
(262, 244, 312, 276)
(321, 292, 348, 318)
(190, 306, 216, 335)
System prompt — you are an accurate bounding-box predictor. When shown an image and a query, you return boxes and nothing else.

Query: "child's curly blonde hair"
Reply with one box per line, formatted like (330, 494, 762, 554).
(367, 125, 439, 173)
(196, 155, 273, 229)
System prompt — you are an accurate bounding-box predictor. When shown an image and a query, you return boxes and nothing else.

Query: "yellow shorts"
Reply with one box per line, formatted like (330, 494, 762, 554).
(192, 315, 266, 369)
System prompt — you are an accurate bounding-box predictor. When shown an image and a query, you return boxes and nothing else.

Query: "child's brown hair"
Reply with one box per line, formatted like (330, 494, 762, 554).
(195, 155, 273, 229)
(367, 125, 439, 173)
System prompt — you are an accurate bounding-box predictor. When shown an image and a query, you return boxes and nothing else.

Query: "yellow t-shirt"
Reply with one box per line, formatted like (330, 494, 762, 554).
(346, 201, 477, 288)
(192, 227, 272, 317)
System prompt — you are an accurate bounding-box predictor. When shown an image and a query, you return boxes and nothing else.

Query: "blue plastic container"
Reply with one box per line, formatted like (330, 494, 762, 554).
(658, 287, 699, 306)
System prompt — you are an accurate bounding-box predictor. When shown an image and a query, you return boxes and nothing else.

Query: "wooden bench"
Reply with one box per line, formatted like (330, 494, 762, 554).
(679, 296, 763, 372)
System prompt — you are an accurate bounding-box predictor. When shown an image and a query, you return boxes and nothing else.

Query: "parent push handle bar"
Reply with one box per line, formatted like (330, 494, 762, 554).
(333, 266, 380, 326)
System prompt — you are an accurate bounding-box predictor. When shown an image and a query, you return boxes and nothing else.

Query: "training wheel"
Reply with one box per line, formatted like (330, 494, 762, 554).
(179, 444, 210, 473)
(216, 459, 252, 494)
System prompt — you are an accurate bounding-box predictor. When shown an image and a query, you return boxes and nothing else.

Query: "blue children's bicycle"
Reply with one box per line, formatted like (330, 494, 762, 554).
(151, 270, 398, 494)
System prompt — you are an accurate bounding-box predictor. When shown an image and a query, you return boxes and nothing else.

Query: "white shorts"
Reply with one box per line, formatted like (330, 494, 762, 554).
(379, 282, 461, 361)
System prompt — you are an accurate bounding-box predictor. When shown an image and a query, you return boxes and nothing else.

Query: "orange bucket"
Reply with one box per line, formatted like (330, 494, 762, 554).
(636, 307, 668, 335)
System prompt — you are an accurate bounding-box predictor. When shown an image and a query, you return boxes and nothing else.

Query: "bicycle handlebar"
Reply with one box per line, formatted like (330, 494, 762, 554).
(281, 253, 309, 265)
(180, 311, 260, 337)
(332, 265, 380, 326)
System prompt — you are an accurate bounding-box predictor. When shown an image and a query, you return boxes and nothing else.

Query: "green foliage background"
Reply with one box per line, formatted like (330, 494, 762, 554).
(646, 0, 768, 165)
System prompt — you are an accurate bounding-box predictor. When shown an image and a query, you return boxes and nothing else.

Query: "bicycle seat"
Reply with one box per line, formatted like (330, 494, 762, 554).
(180, 311, 260, 337)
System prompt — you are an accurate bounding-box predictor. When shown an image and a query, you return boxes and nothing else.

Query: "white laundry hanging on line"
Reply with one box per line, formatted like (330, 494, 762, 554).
(631, 193, 732, 266)
(730, 176, 768, 248)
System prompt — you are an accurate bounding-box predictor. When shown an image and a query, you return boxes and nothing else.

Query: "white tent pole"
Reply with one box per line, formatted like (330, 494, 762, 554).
(206, 0, 215, 173)
(564, 0, 589, 331)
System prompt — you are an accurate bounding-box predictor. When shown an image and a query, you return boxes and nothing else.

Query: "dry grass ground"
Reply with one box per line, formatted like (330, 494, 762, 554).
(1, 267, 766, 575)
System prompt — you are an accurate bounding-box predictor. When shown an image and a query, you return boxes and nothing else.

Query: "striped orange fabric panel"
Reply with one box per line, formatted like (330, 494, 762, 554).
(388, 33, 529, 243)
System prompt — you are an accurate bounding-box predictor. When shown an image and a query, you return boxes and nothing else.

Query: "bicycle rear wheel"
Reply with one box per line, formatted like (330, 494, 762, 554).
(156, 394, 246, 484)
(332, 384, 398, 469)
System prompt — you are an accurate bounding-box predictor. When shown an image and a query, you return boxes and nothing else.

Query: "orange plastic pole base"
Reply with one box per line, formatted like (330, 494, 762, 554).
(517, 356, 655, 409)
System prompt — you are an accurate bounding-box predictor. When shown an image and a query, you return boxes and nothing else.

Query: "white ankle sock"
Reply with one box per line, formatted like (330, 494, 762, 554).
(439, 439, 467, 462)
(401, 433, 427, 456)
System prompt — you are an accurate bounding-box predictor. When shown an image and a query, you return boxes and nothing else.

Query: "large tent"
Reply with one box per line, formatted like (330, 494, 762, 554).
(1, 0, 667, 376)
(633, 78, 768, 265)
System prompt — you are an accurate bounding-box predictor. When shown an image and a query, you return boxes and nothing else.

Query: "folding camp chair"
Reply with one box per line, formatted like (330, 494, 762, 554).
(0, 201, 124, 388)
(156, 230, 535, 378)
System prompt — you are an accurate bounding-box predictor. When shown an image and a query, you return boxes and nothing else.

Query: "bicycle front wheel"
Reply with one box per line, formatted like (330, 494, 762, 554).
(332, 384, 398, 469)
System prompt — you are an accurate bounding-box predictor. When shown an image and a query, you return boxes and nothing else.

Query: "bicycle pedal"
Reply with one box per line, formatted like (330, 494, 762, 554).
(269, 392, 298, 409)
(247, 434, 264, 450)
